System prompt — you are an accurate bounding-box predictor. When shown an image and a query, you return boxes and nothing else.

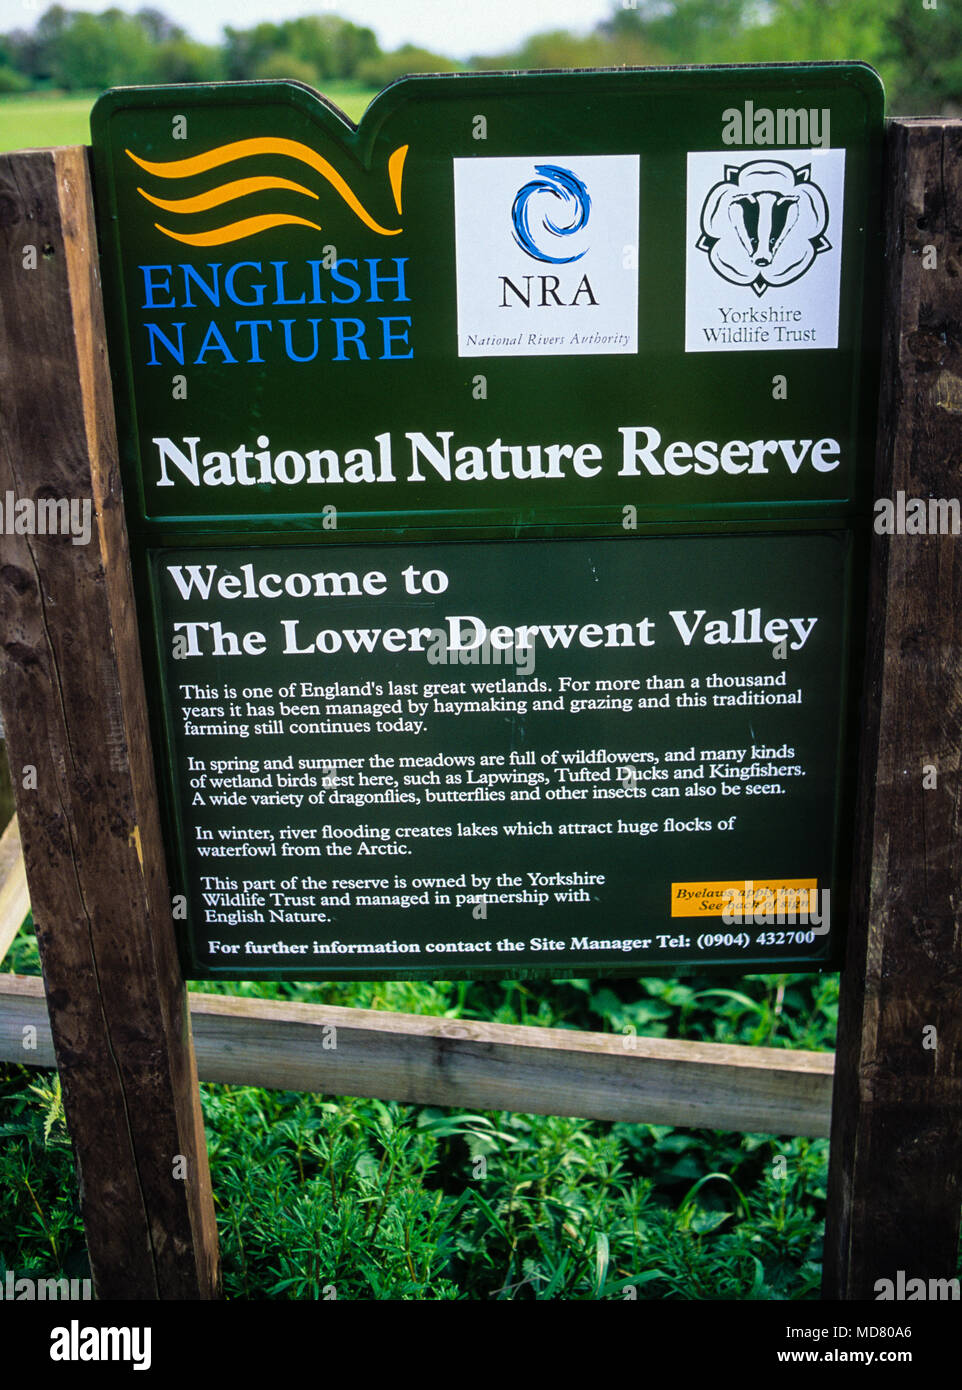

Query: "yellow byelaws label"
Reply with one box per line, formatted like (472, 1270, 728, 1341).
(671, 879, 818, 918)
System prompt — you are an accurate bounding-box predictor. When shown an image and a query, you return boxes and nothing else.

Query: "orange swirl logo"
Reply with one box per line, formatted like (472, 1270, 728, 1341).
(126, 137, 408, 246)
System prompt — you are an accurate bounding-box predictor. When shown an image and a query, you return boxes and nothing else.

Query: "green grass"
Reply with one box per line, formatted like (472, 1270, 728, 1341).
(2, 920, 848, 1299)
(0, 92, 101, 152)
(0, 84, 379, 153)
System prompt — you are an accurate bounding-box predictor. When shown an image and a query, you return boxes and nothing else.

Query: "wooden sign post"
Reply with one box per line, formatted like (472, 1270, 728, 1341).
(0, 147, 220, 1299)
(822, 118, 962, 1301)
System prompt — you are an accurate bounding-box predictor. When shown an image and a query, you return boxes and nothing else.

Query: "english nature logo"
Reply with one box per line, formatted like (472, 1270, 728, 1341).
(127, 137, 408, 245)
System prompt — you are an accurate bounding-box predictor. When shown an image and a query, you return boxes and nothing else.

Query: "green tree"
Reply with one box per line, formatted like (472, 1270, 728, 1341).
(223, 16, 380, 84)
(0, 65, 30, 93)
(252, 52, 322, 88)
(0, 0, 955, 116)
(154, 36, 223, 85)
(306, 16, 380, 80)
(358, 44, 460, 89)
(729, 0, 890, 70)
(222, 23, 283, 82)
(601, 0, 753, 61)
(882, 0, 962, 114)
(45, 10, 157, 90)
(512, 31, 616, 69)
(134, 7, 184, 45)
(5, 4, 71, 85)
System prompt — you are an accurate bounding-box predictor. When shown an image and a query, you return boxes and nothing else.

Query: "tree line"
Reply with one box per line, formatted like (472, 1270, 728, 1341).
(0, 2, 956, 115)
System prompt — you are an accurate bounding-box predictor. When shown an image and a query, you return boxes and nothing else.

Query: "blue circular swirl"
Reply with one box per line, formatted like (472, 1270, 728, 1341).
(511, 165, 591, 264)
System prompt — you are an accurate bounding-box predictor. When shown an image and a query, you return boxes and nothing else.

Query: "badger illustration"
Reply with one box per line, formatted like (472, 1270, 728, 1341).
(696, 159, 831, 297)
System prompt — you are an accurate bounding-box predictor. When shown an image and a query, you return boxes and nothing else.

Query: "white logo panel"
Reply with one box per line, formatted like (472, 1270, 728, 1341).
(454, 154, 639, 357)
(685, 149, 846, 352)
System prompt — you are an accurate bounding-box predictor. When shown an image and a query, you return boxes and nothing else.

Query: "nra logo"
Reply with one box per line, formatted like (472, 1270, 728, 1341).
(499, 165, 598, 308)
(453, 154, 639, 357)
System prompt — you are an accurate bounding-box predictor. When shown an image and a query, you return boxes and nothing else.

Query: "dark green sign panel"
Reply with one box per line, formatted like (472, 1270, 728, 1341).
(90, 64, 882, 978)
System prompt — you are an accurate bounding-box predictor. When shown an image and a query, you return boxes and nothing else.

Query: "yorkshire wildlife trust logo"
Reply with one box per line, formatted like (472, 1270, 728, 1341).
(511, 165, 591, 264)
(695, 159, 831, 297)
(685, 148, 845, 353)
(454, 153, 639, 357)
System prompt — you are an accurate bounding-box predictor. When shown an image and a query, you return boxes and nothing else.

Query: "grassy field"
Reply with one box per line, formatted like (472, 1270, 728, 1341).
(0, 93, 100, 151)
(0, 84, 377, 152)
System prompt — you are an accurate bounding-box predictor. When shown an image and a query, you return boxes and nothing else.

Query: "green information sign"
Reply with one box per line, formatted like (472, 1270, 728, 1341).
(90, 64, 883, 978)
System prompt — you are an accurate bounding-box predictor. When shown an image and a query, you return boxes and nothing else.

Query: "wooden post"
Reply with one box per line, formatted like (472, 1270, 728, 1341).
(0, 148, 220, 1299)
(823, 119, 962, 1298)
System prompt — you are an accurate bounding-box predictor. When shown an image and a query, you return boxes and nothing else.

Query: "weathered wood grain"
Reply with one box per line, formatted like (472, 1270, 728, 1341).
(0, 972, 835, 1136)
(823, 119, 962, 1299)
(0, 147, 220, 1299)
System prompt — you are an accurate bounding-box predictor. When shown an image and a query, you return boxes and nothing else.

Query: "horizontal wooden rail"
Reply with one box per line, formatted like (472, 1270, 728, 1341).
(0, 972, 833, 1135)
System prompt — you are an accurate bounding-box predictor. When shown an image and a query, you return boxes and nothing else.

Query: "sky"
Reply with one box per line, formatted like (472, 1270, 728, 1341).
(1, 0, 622, 58)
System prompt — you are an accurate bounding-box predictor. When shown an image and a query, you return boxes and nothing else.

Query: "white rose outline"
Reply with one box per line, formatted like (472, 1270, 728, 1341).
(696, 159, 831, 297)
